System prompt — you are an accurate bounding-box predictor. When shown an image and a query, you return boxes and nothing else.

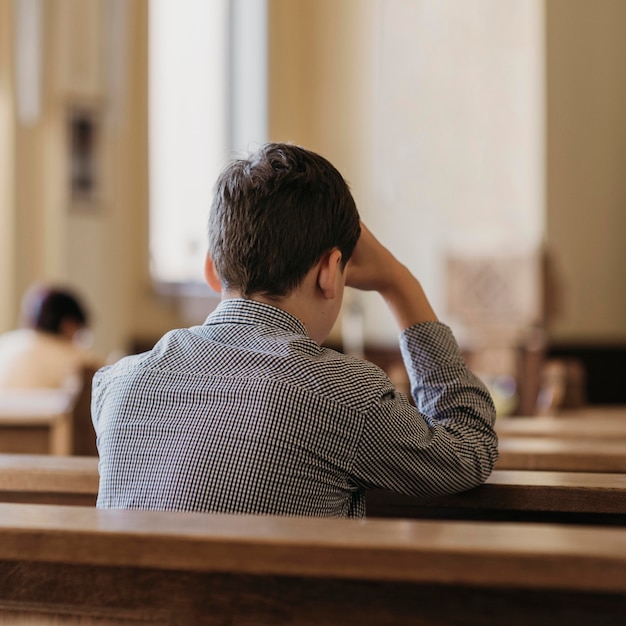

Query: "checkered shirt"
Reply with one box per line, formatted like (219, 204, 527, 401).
(92, 298, 497, 518)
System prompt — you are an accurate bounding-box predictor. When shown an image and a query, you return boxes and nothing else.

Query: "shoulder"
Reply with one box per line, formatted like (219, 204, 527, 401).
(302, 346, 395, 412)
(0, 329, 34, 349)
(92, 329, 186, 385)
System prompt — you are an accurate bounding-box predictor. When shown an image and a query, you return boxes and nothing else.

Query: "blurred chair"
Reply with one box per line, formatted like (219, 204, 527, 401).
(445, 251, 547, 416)
(0, 366, 98, 456)
(0, 389, 74, 455)
(70, 365, 98, 456)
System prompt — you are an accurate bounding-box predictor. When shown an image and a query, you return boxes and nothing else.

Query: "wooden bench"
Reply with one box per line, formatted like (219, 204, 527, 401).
(496, 437, 626, 472)
(367, 470, 626, 524)
(0, 367, 98, 457)
(2, 454, 626, 525)
(0, 390, 74, 455)
(0, 503, 625, 624)
(0, 453, 99, 506)
(497, 407, 626, 440)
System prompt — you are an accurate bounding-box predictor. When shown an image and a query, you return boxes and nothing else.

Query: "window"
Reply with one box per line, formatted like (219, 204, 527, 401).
(148, 0, 267, 285)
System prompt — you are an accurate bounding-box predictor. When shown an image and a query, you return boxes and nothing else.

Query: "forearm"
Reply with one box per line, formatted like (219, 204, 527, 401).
(346, 224, 497, 496)
(379, 262, 438, 330)
(400, 321, 498, 482)
(353, 386, 497, 498)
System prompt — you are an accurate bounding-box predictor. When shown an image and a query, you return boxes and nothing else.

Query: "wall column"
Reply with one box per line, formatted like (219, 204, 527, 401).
(0, 0, 17, 331)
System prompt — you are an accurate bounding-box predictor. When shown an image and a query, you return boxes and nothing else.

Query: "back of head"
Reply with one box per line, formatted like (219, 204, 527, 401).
(21, 285, 89, 335)
(208, 143, 361, 298)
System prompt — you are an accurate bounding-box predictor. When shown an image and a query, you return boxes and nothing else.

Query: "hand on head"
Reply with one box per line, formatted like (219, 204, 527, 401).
(344, 222, 438, 330)
(344, 223, 402, 294)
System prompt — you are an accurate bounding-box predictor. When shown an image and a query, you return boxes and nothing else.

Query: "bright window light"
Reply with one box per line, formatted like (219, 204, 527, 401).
(149, 0, 229, 284)
(149, 0, 267, 285)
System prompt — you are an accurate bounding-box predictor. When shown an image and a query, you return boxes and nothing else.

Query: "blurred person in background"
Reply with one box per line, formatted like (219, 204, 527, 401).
(0, 285, 101, 392)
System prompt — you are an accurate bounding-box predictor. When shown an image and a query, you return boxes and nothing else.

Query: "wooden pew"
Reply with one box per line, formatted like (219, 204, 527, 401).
(367, 470, 626, 525)
(0, 453, 98, 506)
(0, 390, 74, 455)
(70, 365, 99, 456)
(2, 454, 626, 526)
(0, 367, 98, 457)
(561, 406, 626, 419)
(497, 407, 626, 440)
(0, 503, 625, 624)
(496, 437, 626, 472)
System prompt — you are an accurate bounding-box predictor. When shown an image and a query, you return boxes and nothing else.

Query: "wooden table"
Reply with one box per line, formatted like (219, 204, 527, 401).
(0, 503, 625, 624)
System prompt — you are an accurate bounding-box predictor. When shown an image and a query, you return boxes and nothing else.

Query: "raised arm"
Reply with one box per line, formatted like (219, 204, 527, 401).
(344, 223, 498, 497)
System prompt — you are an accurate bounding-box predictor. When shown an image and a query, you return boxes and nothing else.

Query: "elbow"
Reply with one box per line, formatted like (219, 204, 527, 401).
(466, 433, 499, 488)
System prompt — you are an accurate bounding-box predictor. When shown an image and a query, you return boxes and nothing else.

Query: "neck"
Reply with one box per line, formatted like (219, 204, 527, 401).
(221, 273, 339, 345)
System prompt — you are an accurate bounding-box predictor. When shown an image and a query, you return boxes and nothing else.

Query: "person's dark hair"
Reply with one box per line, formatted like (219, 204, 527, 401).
(21, 286, 89, 335)
(208, 143, 361, 298)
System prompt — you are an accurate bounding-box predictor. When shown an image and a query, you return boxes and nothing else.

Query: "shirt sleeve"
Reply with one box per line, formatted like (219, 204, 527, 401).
(350, 321, 498, 498)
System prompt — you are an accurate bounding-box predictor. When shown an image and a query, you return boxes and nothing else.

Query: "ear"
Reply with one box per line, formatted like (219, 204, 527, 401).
(317, 248, 343, 300)
(204, 253, 223, 293)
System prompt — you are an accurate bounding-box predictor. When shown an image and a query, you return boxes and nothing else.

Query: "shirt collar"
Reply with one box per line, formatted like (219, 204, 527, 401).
(204, 298, 308, 337)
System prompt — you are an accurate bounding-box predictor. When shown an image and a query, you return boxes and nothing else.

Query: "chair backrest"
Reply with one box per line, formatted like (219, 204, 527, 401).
(0, 388, 76, 455)
(445, 251, 546, 415)
(70, 365, 99, 456)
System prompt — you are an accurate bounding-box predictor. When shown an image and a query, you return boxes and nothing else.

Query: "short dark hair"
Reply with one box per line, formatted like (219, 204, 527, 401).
(21, 286, 89, 335)
(208, 143, 361, 298)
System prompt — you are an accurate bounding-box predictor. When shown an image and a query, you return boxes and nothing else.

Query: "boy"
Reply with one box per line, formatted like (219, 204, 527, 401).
(93, 143, 497, 518)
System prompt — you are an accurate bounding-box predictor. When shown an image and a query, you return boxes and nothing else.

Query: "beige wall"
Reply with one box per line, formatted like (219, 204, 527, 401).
(269, 0, 380, 345)
(0, 0, 16, 331)
(546, 0, 626, 343)
(2, 0, 625, 356)
(269, 0, 378, 200)
(270, 0, 626, 346)
(270, 0, 546, 345)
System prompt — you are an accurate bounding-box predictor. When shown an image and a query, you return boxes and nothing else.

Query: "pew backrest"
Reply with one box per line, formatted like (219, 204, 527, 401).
(496, 437, 626, 472)
(368, 469, 626, 524)
(497, 410, 626, 440)
(0, 389, 74, 455)
(0, 453, 98, 505)
(0, 503, 625, 625)
(2, 454, 626, 524)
